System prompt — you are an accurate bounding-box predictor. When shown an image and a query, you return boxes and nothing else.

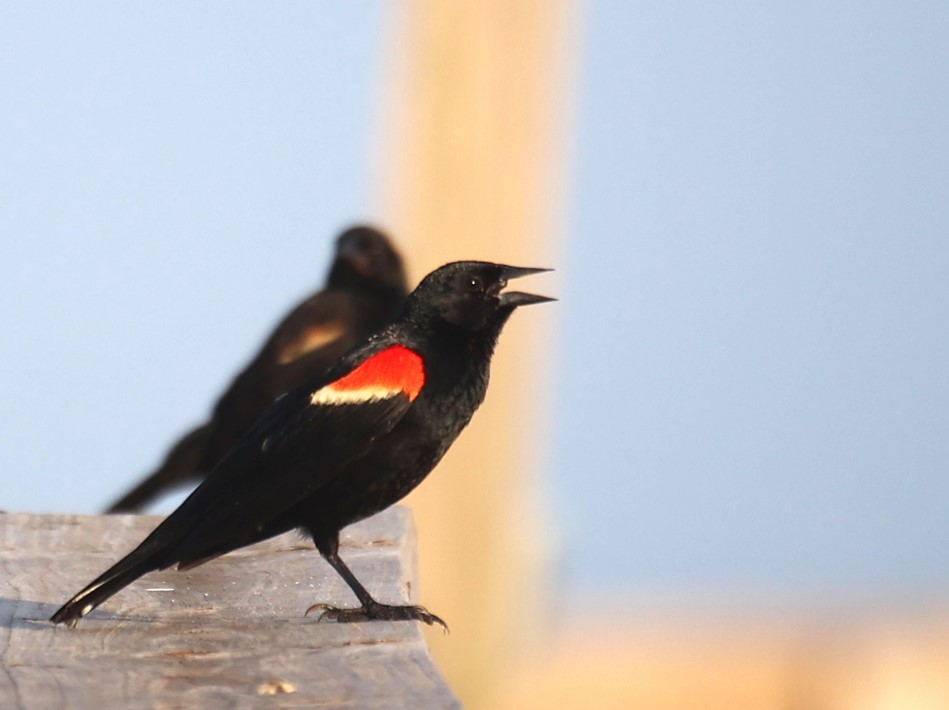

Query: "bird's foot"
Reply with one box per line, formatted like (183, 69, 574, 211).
(305, 601, 448, 632)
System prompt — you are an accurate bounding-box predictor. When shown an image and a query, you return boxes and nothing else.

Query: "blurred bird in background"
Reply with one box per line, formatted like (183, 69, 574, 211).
(106, 225, 408, 513)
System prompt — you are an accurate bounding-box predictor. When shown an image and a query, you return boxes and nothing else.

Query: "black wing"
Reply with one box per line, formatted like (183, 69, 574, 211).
(154, 344, 415, 567)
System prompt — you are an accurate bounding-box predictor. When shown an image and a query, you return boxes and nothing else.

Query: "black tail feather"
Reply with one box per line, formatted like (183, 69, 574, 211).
(50, 537, 169, 626)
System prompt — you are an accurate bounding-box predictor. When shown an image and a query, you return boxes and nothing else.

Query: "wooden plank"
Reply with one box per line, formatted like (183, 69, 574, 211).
(0, 507, 458, 708)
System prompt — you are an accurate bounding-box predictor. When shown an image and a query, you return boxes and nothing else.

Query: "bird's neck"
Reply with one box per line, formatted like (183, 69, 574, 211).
(415, 311, 513, 391)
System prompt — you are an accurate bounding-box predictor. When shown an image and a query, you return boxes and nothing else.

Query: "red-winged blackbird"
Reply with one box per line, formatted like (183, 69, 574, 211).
(51, 261, 552, 628)
(106, 225, 407, 513)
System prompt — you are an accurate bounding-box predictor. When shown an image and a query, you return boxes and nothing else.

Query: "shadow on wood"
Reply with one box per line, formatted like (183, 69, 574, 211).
(0, 507, 457, 708)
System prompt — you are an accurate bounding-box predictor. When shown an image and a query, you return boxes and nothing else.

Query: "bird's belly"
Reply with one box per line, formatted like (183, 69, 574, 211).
(326, 440, 446, 527)
(307, 406, 467, 532)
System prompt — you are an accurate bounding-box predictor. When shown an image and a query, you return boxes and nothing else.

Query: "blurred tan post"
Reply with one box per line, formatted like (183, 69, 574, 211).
(374, 0, 577, 705)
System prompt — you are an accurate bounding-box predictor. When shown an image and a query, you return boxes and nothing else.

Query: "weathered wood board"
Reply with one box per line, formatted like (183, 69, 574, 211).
(0, 506, 458, 708)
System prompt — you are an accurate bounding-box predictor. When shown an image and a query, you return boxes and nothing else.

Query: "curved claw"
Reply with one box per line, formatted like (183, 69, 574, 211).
(304, 602, 449, 633)
(304, 602, 332, 618)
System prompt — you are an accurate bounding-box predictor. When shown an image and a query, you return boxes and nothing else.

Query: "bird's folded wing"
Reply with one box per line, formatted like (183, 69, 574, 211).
(156, 347, 419, 566)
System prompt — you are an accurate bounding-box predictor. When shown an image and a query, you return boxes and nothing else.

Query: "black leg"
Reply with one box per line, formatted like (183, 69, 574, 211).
(307, 533, 448, 631)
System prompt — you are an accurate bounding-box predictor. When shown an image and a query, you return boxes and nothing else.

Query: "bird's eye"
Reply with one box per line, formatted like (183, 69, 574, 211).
(467, 276, 484, 292)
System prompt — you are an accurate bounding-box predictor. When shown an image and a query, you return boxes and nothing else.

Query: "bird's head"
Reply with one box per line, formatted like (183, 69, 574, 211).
(329, 225, 408, 294)
(406, 261, 554, 333)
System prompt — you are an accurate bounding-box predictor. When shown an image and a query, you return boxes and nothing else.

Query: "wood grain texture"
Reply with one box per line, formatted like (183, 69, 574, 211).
(0, 507, 458, 708)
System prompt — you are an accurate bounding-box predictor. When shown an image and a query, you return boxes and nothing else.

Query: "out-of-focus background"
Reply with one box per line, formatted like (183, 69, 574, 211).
(3, 2, 949, 707)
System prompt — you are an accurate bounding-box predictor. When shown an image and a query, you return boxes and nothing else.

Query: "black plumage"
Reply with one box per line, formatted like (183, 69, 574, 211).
(53, 261, 552, 629)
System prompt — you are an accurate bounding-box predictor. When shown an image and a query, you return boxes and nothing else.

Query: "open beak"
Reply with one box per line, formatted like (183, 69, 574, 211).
(498, 266, 555, 307)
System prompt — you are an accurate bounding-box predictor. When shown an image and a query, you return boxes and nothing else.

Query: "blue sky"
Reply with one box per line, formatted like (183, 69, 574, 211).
(556, 0, 949, 604)
(3, 2, 949, 612)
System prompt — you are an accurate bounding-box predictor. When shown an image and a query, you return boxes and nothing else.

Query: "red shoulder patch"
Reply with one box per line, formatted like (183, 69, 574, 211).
(310, 345, 425, 405)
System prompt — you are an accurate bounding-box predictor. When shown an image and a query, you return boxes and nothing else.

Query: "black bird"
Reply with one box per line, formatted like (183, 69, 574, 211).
(106, 225, 408, 513)
(52, 261, 553, 628)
